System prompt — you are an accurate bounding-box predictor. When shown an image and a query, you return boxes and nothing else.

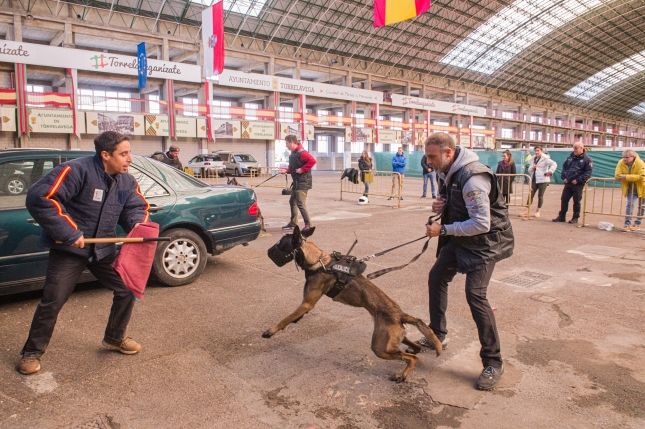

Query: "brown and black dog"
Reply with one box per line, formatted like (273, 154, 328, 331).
(262, 226, 442, 382)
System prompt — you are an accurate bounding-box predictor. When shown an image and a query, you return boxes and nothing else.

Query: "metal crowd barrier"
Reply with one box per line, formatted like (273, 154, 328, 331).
(581, 177, 643, 229)
(495, 174, 533, 217)
(340, 170, 403, 208)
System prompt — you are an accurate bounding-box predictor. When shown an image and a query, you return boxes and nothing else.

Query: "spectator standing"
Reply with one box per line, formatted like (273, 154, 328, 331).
(388, 147, 407, 200)
(615, 150, 645, 231)
(17, 131, 149, 375)
(552, 142, 593, 224)
(525, 146, 557, 218)
(282, 135, 317, 232)
(358, 150, 373, 197)
(162, 145, 183, 170)
(495, 150, 516, 204)
(421, 153, 437, 199)
(421, 133, 514, 390)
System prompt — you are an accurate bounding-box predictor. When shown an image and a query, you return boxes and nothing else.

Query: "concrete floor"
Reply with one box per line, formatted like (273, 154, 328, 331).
(0, 172, 643, 428)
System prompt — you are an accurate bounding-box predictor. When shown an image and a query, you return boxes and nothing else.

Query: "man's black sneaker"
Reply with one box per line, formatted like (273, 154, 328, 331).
(282, 223, 297, 230)
(552, 217, 565, 222)
(568, 218, 579, 224)
(476, 363, 504, 390)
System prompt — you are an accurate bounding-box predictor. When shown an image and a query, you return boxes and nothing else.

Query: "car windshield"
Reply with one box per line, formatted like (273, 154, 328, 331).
(234, 154, 256, 162)
(133, 156, 208, 191)
(206, 154, 223, 161)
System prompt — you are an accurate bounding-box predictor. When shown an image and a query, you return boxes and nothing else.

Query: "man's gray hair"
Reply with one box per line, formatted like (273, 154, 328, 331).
(623, 149, 636, 157)
(425, 132, 456, 150)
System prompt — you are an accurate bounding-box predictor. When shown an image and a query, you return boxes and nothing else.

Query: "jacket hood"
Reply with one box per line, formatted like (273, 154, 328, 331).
(446, 147, 480, 183)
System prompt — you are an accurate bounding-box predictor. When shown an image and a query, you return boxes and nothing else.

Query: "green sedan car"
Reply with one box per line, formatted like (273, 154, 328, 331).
(0, 149, 262, 296)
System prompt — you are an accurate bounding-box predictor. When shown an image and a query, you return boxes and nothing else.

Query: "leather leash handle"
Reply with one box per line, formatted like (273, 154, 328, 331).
(366, 238, 430, 280)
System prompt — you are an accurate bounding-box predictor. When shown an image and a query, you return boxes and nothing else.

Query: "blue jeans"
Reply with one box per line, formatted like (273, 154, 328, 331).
(423, 172, 437, 197)
(624, 193, 644, 227)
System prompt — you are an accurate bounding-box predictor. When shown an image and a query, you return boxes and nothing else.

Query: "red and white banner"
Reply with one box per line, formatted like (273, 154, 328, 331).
(202, 0, 225, 78)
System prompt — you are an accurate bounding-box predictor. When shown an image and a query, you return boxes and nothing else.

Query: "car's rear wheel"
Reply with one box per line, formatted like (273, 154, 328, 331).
(151, 228, 208, 286)
(5, 176, 27, 195)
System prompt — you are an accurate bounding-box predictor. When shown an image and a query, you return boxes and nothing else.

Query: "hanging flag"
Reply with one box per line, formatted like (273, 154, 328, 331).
(14, 63, 29, 137)
(137, 42, 147, 90)
(374, 0, 431, 28)
(67, 68, 80, 138)
(202, 0, 225, 78)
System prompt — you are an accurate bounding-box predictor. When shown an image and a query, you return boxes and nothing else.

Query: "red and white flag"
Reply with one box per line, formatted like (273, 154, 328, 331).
(202, 0, 224, 78)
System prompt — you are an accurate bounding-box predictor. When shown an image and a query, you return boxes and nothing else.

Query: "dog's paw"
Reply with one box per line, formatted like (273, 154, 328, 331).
(405, 346, 421, 355)
(261, 329, 274, 338)
(389, 374, 407, 383)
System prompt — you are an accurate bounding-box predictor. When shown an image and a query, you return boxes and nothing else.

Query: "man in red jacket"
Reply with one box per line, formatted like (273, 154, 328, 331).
(282, 135, 316, 233)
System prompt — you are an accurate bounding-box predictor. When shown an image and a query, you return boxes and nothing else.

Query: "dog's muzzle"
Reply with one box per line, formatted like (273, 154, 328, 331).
(267, 243, 295, 267)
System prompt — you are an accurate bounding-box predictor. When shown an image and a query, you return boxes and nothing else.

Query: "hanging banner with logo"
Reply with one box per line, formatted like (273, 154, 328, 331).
(355, 128, 373, 143)
(28, 109, 75, 133)
(379, 128, 397, 144)
(0, 40, 201, 82)
(391, 94, 487, 117)
(345, 126, 352, 142)
(137, 43, 147, 90)
(175, 116, 197, 138)
(202, 0, 225, 78)
(280, 123, 301, 140)
(0, 106, 16, 131)
(86, 112, 145, 135)
(302, 123, 315, 141)
(145, 114, 169, 136)
(240, 120, 275, 140)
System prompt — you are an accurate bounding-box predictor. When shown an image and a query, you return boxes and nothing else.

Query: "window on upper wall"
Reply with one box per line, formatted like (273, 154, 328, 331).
(501, 111, 515, 120)
(182, 97, 199, 117)
(501, 128, 514, 139)
(77, 89, 132, 112)
(316, 135, 329, 153)
(148, 94, 160, 114)
(391, 117, 403, 131)
(245, 103, 260, 120)
(26, 85, 46, 108)
(318, 110, 329, 126)
(212, 100, 232, 119)
(279, 106, 294, 123)
(355, 113, 365, 128)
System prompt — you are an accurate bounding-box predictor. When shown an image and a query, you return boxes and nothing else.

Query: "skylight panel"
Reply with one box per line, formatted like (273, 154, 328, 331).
(565, 50, 645, 100)
(192, 0, 267, 17)
(441, 0, 604, 75)
(627, 102, 645, 116)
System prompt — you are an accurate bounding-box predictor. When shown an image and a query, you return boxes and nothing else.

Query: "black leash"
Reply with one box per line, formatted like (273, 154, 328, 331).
(362, 213, 442, 280)
(253, 172, 282, 188)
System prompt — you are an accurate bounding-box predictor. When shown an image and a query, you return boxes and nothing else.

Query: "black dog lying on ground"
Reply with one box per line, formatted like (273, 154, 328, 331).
(263, 226, 442, 382)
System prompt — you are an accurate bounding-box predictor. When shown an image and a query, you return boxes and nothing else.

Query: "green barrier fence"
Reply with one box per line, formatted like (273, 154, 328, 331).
(374, 149, 645, 185)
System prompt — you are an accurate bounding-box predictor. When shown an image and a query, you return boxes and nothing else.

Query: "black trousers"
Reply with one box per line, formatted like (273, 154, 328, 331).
(22, 249, 135, 357)
(428, 242, 502, 368)
(558, 183, 584, 220)
(528, 182, 549, 209)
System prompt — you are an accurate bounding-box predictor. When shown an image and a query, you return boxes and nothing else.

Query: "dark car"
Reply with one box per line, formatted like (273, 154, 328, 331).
(0, 149, 262, 296)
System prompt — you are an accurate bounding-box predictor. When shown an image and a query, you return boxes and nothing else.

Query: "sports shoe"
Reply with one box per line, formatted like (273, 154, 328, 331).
(282, 222, 297, 230)
(630, 225, 641, 231)
(102, 337, 142, 355)
(417, 336, 448, 351)
(301, 225, 314, 234)
(17, 356, 41, 375)
(552, 217, 565, 222)
(568, 218, 579, 224)
(421, 195, 426, 198)
(534, 211, 541, 218)
(476, 363, 504, 390)
(622, 225, 632, 232)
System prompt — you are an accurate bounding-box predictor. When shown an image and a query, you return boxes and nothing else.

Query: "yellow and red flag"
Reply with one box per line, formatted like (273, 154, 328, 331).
(374, 0, 431, 28)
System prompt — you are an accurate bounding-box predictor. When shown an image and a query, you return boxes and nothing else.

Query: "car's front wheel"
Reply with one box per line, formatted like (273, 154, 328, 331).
(151, 228, 208, 286)
(5, 176, 27, 195)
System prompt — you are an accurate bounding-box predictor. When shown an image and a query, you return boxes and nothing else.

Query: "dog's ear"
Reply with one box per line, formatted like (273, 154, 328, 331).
(301, 226, 315, 237)
(291, 225, 301, 246)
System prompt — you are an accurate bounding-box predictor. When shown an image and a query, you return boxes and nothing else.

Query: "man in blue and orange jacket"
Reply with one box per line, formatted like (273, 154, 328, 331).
(17, 131, 150, 376)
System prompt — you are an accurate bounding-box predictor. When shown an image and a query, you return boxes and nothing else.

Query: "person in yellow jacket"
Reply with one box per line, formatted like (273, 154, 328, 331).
(615, 150, 645, 231)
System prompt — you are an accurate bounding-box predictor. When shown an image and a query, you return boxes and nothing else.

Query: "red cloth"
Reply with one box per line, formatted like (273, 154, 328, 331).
(113, 222, 159, 300)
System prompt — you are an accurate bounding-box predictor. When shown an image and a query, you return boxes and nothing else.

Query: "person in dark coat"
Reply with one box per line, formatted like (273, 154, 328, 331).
(17, 131, 150, 376)
(421, 153, 437, 198)
(552, 142, 593, 224)
(282, 135, 317, 232)
(495, 150, 516, 204)
(162, 145, 183, 170)
(420, 133, 514, 391)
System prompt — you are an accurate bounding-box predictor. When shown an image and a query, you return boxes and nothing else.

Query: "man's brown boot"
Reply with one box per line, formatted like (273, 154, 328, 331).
(102, 337, 142, 355)
(17, 356, 41, 375)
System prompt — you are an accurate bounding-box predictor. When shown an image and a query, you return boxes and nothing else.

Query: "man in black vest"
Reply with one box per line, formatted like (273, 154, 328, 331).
(282, 135, 317, 232)
(421, 132, 514, 390)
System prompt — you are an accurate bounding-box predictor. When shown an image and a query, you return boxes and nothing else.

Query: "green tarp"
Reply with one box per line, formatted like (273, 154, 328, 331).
(373, 148, 645, 185)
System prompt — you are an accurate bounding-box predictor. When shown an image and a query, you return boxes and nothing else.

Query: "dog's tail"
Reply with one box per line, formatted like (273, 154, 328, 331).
(402, 314, 443, 356)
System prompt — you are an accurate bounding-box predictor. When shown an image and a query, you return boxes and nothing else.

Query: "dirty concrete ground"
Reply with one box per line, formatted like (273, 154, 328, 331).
(0, 172, 643, 429)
